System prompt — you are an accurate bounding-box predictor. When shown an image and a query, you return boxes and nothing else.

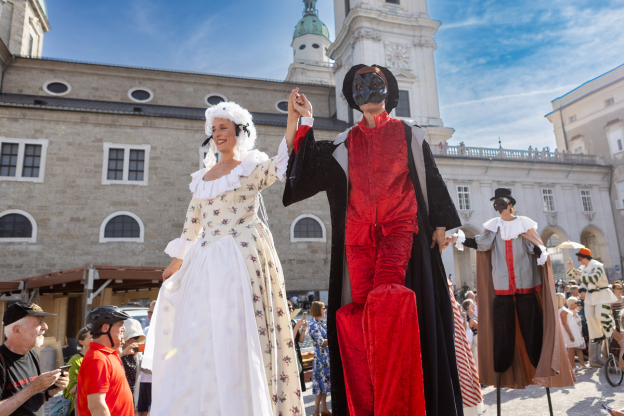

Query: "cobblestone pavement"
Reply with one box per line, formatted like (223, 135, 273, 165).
(481, 366, 624, 416)
(300, 366, 624, 416)
(46, 364, 622, 415)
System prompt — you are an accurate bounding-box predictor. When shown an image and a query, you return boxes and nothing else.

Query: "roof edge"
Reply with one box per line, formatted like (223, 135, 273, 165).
(551, 63, 624, 105)
(14, 56, 334, 89)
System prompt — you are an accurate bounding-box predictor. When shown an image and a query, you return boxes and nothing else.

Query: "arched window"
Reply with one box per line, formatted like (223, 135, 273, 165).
(100, 211, 144, 243)
(0, 210, 37, 243)
(290, 214, 326, 242)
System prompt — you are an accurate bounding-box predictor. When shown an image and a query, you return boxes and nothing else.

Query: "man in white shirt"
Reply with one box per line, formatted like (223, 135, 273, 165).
(138, 301, 156, 416)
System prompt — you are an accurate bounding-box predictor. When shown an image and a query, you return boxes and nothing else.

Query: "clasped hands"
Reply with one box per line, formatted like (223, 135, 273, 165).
(288, 88, 313, 120)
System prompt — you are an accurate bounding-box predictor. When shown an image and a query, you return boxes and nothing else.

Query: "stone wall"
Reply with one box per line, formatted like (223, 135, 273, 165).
(0, 106, 338, 292)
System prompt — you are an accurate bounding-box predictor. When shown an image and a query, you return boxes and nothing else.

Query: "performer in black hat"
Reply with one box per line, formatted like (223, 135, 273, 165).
(283, 64, 462, 416)
(449, 188, 575, 414)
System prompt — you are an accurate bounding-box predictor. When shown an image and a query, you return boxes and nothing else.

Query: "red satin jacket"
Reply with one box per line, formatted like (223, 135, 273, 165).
(345, 112, 418, 246)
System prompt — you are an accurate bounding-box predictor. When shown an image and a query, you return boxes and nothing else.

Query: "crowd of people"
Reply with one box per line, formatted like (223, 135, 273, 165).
(0, 301, 157, 416)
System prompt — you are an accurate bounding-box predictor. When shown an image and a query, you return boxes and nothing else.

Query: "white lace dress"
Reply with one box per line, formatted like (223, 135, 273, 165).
(143, 139, 305, 416)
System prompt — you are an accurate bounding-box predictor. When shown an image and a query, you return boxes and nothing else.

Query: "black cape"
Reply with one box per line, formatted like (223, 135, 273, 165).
(283, 121, 464, 416)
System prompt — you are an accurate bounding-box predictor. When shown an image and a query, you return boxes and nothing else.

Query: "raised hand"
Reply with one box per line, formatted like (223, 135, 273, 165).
(288, 88, 301, 122)
(294, 93, 313, 118)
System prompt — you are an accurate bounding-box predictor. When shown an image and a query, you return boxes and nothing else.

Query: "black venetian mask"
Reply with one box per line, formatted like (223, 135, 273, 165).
(352, 73, 388, 108)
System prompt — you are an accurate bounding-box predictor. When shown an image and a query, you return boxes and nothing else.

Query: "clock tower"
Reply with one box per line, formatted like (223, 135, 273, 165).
(328, 0, 453, 143)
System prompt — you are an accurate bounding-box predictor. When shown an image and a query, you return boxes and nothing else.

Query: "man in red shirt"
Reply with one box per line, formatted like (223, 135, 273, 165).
(77, 306, 134, 416)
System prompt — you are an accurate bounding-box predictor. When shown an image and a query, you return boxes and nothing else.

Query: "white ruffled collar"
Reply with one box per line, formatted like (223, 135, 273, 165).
(189, 149, 269, 200)
(483, 216, 538, 241)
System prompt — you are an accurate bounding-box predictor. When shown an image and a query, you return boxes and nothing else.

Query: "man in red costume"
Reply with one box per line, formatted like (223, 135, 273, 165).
(284, 65, 464, 416)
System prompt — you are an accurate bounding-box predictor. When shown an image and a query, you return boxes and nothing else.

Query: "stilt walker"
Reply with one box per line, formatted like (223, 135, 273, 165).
(284, 64, 464, 416)
(451, 188, 576, 415)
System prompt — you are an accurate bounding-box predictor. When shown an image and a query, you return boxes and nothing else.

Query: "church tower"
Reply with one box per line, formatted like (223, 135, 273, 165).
(328, 0, 453, 142)
(0, 0, 50, 58)
(285, 0, 334, 86)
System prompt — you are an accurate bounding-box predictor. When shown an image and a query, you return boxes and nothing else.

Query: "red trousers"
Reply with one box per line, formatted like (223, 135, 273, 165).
(336, 229, 426, 416)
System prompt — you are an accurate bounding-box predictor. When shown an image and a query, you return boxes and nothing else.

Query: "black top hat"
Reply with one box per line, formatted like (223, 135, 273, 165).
(490, 188, 516, 206)
(3, 302, 56, 326)
(342, 64, 400, 113)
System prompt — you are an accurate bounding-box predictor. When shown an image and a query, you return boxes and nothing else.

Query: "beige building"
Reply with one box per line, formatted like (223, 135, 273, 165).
(546, 64, 624, 272)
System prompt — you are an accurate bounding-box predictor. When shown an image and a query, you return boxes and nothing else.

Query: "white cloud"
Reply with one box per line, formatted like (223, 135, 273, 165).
(436, 1, 624, 150)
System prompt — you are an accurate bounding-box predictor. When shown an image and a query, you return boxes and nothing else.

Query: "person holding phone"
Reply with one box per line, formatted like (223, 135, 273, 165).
(0, 302, 69, 416)
(120, 319, 146, 405)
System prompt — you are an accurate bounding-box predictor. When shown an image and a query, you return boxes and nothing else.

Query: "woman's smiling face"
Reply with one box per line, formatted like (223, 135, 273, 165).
(211, 117, 238, 154)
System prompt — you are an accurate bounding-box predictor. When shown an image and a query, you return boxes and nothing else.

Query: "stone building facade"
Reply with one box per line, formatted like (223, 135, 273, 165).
(1, 0, 622, 301)
(436, 147, 620, 286)
(546, 64, 624, 271)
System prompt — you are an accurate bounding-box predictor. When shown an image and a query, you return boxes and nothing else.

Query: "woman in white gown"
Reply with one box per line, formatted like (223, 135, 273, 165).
(142, 95, 306, 416)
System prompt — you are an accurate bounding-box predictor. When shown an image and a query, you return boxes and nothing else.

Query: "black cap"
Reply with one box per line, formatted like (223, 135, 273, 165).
(3, 302, 56, 326)
(490, 188, 517, 206)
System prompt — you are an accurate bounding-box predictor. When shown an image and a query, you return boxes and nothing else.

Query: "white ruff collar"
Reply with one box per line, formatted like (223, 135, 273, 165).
(188, 149, 268, 200)
(483, 216, 538, 241)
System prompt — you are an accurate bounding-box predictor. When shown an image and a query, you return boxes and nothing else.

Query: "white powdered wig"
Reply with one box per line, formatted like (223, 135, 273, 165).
(204, 102, 257, 169)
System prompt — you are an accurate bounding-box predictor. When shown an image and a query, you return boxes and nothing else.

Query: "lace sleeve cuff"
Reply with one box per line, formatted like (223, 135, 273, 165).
(454, 229, 466, 251)
(537, 245, 549, 266)
(164, 238, 194, 259)
(276, 137, 289, 182)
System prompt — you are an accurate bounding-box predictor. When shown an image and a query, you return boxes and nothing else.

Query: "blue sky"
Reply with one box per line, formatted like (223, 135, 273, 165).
(43, 0, 624, 149)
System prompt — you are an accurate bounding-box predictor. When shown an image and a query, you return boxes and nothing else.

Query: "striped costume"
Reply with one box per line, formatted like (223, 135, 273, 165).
(448, 284, 483, 416)
(567, 259, 617, 341)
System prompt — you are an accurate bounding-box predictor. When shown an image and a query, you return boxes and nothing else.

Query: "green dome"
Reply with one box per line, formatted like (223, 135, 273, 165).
(37, 0, 48, 18)
(293, 6, 329, 40)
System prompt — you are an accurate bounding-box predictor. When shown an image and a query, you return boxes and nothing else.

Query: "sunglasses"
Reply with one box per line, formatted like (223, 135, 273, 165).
(147, 311, 153, 316)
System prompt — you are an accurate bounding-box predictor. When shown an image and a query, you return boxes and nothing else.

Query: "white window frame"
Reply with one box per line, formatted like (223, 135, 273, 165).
(0, 138, 48, 183)
(456, 185, 471, 211)
(28, 26, 37, 57)
(128, 87, 154, 103)
(542, 188, 556, 212)
(99, 211, 145, 243)
(204, 93, 228, 107)
(616, 181, 624, 210)
(101, 143, 150, 186)
(573, 145, 585, 154)
(0, 209, 38, 243)
(580, 189, 593, 213)
(43, 79, 72, 96)
(606, 122, 624, 156)
(290, 214, 327, 242)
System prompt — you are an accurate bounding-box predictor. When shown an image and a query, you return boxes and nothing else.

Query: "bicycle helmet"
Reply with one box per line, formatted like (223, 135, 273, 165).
(87, 306, 131, 347)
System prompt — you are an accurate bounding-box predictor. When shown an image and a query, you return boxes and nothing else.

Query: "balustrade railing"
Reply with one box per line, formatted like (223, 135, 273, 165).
(431, 144, 603, 165)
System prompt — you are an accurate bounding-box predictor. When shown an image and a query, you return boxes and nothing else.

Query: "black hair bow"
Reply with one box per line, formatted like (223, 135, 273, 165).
(202, 136, 212, 147)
